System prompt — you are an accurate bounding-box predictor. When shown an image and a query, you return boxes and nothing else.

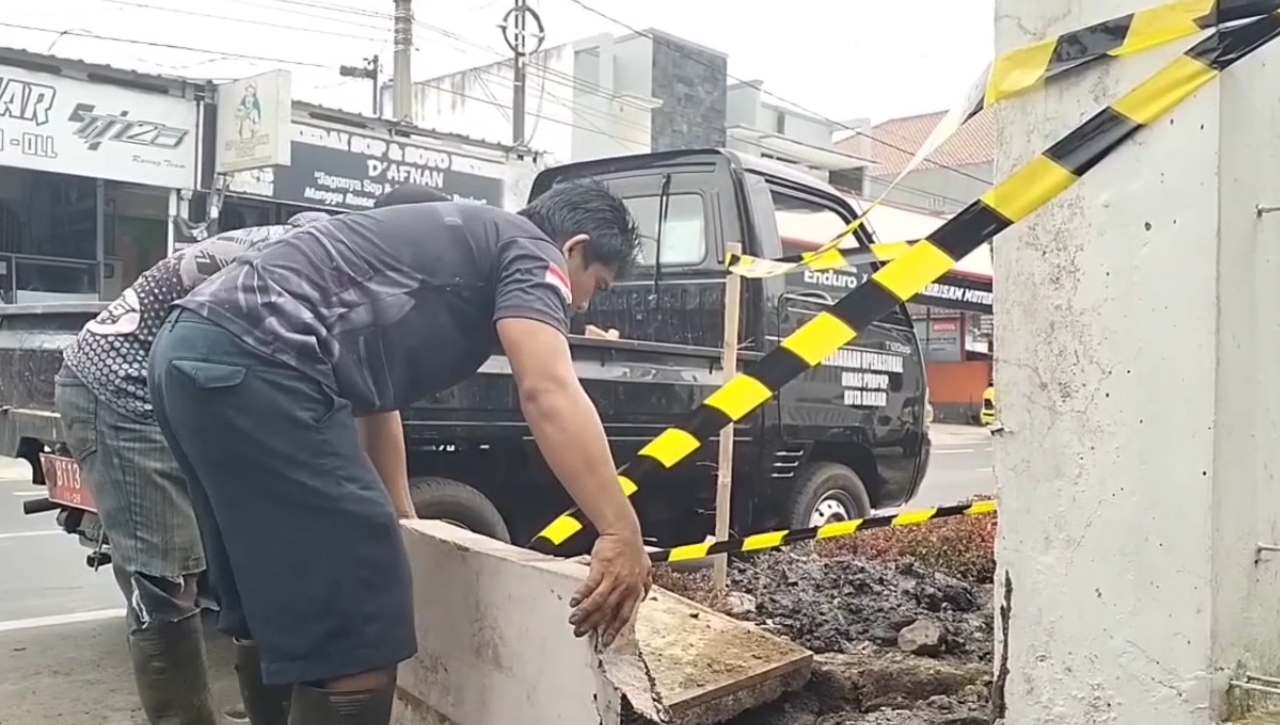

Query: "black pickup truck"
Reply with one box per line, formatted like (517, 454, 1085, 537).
(4, 148, 931, 563)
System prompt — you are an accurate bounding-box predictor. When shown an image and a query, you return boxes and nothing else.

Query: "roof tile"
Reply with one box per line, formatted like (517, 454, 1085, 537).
(840, 107, 996, 177)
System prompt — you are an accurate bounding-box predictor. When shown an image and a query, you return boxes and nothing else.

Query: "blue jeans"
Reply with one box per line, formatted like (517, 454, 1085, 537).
(148, 309, 416, 686)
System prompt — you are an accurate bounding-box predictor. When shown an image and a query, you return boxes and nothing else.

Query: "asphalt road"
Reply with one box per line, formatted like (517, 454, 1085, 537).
(0, 427, 993, 724)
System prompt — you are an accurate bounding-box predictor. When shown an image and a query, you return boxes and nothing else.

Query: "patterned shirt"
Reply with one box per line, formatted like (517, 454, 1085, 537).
(62, 212, 330, 420)
(177, 202, 572, 414)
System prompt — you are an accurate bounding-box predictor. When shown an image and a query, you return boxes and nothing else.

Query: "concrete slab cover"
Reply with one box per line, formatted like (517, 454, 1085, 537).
(394, 521, 811, 725)
(636, 590, 811, 725)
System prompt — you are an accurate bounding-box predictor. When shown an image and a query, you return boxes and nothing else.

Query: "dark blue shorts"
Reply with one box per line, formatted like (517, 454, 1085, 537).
(148, 309, 416, 685)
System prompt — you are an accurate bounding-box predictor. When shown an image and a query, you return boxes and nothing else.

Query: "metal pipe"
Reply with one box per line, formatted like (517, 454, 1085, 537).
(1245, 673, 1280, 686)
(1229, 681, 1280, 697)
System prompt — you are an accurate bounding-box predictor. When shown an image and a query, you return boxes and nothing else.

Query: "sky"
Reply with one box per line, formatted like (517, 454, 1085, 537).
(2, 0, 996, 125)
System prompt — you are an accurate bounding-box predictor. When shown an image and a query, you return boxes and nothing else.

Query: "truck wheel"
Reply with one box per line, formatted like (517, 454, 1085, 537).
(409, 477, 512, 544)
(786, 462, 872, 530)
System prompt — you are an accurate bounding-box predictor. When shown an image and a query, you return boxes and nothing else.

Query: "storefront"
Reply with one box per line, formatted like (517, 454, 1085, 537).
(0, 49, 200, 303)
(221, 105, 512, 226)
(909, 270, 994, 423)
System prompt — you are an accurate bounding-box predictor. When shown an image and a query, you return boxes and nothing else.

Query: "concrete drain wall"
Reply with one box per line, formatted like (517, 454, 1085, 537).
(393, 521, 811, 725)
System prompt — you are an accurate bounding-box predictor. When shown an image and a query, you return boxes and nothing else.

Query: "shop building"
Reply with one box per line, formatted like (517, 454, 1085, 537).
(0, 48, 203, 303)
(219, 100, 533, 226)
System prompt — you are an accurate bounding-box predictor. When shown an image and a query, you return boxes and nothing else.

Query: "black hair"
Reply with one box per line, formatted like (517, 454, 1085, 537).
(374, 184, 451, 207)
(518, 177, 640, 278)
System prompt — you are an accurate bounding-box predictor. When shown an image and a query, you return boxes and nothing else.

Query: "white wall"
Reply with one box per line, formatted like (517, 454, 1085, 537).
(400, 36, 657, 167)
(993, 0, 1280, 722)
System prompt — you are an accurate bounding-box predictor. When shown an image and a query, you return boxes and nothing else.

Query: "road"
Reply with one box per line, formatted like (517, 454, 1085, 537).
(0, 427, 993, 724)
(908, 422, 994, 510)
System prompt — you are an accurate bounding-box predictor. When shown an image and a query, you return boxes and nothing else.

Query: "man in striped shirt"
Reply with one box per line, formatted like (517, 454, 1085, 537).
(55, 185, 448, 725)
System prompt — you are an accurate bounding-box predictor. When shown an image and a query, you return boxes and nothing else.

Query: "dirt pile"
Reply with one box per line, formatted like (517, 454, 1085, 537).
(652, 550, 997, 725)
(728, 551, 993, 660)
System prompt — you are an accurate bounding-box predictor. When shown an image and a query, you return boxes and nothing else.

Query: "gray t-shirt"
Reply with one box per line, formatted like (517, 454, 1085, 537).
(176, 202, 572, 413)
(62, 212, 330, 420)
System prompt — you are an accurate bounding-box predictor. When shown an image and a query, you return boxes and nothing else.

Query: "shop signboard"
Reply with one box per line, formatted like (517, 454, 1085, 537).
(915, 273, 993, 315)
(215, 70, 293, 173)
(225, 122, 506, 210)
(0, 66, 197, 188)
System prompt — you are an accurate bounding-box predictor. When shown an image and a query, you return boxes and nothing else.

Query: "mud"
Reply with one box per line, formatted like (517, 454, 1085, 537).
(725, 551, 993, 661)
(652, 551, 997, 725)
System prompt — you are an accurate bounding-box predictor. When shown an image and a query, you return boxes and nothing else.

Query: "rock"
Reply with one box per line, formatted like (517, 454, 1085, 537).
(810, 651, 991, 710)
(924, 695, 956, 711)
(867, 625, 901, 647)
(898, 619, 946, 657)
(725, 591, 758, 617)
(956, 684, 988, 704)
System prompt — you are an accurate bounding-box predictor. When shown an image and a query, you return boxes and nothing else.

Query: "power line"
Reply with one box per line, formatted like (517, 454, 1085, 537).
(560, 0, 993, 186)
(0, 21, 336, 68)
(104, 0, 385, 42)
(0, 19, 658, 147)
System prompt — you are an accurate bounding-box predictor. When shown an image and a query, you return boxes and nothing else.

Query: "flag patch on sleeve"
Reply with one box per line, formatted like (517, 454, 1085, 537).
(545, 264, 572, 305)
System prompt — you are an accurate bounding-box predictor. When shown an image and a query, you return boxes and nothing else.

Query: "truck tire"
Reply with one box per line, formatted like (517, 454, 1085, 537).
(409, 477, 512, 544)
(786, 462, 872, 530)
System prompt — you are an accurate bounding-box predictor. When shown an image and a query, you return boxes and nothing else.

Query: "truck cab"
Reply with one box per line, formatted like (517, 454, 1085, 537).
(522, 149, 931, 541)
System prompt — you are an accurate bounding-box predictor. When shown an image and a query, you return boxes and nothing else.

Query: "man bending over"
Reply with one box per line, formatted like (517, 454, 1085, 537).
(148, 179, 651, 724)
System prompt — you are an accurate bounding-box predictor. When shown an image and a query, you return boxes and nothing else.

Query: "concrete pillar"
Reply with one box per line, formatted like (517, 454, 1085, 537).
(992, 4, 1280, 723)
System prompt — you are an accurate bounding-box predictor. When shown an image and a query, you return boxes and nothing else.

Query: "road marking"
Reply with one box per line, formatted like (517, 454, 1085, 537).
(11, 491, 44, 497)
(976, 467, 993, 472)
(936, 448, 985, 454)
(0, 608, 125, 633)
(0, 530, 61, 540)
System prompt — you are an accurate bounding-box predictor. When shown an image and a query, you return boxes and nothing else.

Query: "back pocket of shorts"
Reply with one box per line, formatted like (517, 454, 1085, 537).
(169, 361, 247, 390)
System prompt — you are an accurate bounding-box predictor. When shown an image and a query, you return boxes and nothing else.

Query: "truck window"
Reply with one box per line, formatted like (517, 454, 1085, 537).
(772, 190, 863, 253)
(623, 193, 707, 266)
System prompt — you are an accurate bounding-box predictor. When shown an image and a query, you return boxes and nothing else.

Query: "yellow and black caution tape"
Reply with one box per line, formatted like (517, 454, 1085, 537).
(648, 500, 997, 564)
(726, 0, 1280, 281)
(726, 240, 916, 278)
(970, 0, 1280, 119)
(528, 11, 1280, 553)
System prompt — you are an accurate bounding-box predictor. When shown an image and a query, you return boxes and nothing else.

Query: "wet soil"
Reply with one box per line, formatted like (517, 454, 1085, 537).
(654, 551, 997, 725)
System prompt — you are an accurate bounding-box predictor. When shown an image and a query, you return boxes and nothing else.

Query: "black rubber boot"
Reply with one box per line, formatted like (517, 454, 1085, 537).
(127, 614, 218, 725)
(286, 681, 395, 725)
(234, 639, 293, 725)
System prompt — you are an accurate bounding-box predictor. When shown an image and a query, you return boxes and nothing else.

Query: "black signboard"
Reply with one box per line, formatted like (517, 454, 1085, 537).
(915, 272, 993, 315)
(225, 123, 506, 211)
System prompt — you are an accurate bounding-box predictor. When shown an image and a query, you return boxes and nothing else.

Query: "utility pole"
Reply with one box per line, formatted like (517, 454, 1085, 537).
(500, 1, 544, 147)
(340, 56, 381, 117)
(392, 0, 413, 122)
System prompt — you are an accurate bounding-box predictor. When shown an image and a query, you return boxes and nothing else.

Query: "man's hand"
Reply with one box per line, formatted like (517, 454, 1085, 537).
(569, 531, 651, 646)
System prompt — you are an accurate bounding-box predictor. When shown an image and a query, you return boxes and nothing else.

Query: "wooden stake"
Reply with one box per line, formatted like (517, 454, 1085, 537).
(713, 243, 743, 591)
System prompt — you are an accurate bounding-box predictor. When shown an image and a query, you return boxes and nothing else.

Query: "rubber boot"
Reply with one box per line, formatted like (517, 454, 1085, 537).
(234, 639, 292, 725)
(286, 681, 395, 725)
(127, 614, 218, 725)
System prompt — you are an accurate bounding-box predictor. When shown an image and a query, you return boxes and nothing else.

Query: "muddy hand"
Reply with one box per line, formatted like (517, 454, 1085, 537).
(568, 531, 651, 646)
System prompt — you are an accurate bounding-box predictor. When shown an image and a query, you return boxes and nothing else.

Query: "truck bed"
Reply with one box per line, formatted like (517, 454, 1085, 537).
(0, 303, 754, 461)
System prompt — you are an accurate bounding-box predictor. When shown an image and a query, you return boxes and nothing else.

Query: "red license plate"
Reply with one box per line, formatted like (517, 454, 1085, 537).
(40, 453, 97, 513)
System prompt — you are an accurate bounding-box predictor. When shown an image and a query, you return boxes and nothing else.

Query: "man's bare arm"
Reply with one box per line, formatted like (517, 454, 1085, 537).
(356, 410, 416, 519)
(497, 317, 639, 538)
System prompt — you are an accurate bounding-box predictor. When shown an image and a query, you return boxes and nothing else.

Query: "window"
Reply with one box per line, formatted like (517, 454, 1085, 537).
(623, 193, 707, 266)
(772, 189, 861, 252)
